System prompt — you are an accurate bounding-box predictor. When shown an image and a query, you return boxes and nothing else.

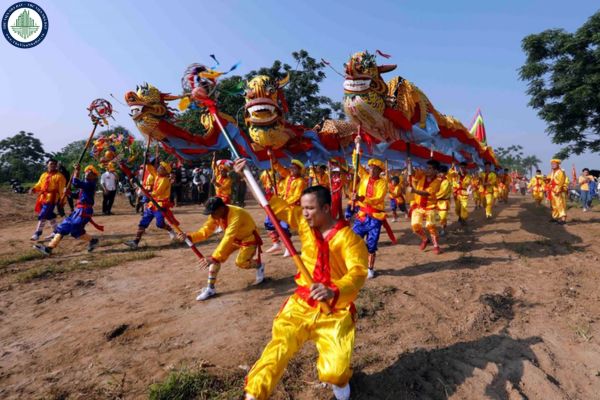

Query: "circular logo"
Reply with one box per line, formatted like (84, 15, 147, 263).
(2, 2, 48, 48)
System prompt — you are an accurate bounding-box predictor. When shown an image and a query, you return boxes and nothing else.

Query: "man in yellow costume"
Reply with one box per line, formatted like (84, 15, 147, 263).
(236, 163, 367, 400)
(213, 159, 233, 204)
(310, 164, 330, 187)
(29, 159, 67, 241)
(450, 161, 472, 225)
(436, 165, 452, 236)
(547, 159, 568, 224)
(265, 159, 307, 257)
(470, 173, 482, 209)
(480, 161, 497, 219)
(350, 136, 388, 279)
(388, 175, 406, 222)
(527, 169, 546, 206)
(180, 197, 265, 301)
(502, 168, 512, 202)
(124, 161, 177, 249)
(408, 160, 443, 254)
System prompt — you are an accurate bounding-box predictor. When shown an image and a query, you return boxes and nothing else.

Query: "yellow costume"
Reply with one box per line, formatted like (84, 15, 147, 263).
(470, 175, 482, 208)
(274, 162, 307, 206)
(259, 169, 277, 199)
(355, 163, 387, 221)
(32, 171, 66, 207)
(480, 171, 497, 217)
(245, 197, 368, 399)
(310, 168, 330, 187)
(528, 175, 545, 205)
(146, 164, 171, 209)
(502, 174, 512, 201)
(436, 175, 452, 229)
(547, 167, 568, 220)
(190, 205, 261, 268)
(213, 166, 233, 204)
(449, 169, 472, 221)
(410, 169, 442, 242)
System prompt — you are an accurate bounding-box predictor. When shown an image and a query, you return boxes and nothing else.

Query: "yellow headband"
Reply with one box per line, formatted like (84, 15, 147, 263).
(368, 158, 385, 170)
(84, 165, 99, 176)
(290, 159, 305, 170)
(160, 161, 172, 173)
(550, 158, 561, 164)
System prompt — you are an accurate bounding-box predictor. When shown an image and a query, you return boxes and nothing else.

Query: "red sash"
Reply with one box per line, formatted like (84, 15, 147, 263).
(294, 219, 348, 309)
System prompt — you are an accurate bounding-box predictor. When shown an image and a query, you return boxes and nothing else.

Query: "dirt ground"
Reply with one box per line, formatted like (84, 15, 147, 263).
(1, 189, 599, 400)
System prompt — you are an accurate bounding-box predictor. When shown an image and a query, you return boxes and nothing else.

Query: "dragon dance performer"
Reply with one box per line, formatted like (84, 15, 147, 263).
(547, 159, 568, 224)
(388, 175, 406, 222)
(350, 136, 388, 279)
(471, 174, 482, 209)
(309, 165, 330, 187)
(501, 168, 512, 202)
(264, 159, 307, 258)
(213, 159, 233, 204)
(180, 197, 265, 301)
(29, 159, 67, 241)
(494, 166, 504, 205)
(407, 160, 443, 254)
(330, 166, 345, 220)
(124, 162, 177, 249)
(259, 169, 277, 200)
(241, 180, 368, 400)
(451, 162, 472, 225)
(528, 169, 546, 206)
(480, 161, 497, 219)
(436, 166, 452, 236)
(34, 164, 101, 255)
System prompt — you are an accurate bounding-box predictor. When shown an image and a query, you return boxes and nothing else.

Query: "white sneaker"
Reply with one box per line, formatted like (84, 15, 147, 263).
(392, 218, 397, 222)
(266, 243, 281, 253)
(367, 268, 375, 279)
(196, 287, 216, 301)
(282, 248, 291, 258)
(214, 226, 223, 234)
(332, 383, 350, 400)
(255, 264, 265, 284)
(168, 230, 177, 240)
(30, 232, 41, 241)
(583, 208, 588, 212)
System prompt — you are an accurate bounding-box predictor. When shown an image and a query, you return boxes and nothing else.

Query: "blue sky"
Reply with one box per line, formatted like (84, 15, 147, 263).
(1, 0, 598, 170)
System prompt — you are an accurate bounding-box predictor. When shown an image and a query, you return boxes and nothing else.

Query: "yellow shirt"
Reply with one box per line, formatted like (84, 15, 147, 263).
(528, 175, 545, 193)
(411, 169, 441, 210)
(450, 171, 472, 197)
(214, 173, 233, 199)
(270, 196, 368, 309)
(548, 169, 568, 194)
(356, 164, 387, 220)
(189, 205, 258, 263)
(147, 165, 171, 207)
(32, 171, 66, 204)
(579, 175, 591, 191)
(274, 163, 307, 205)
(479, 171, 497, 194)
(436, 177, 452, 201)
(388, 182, 404, 202)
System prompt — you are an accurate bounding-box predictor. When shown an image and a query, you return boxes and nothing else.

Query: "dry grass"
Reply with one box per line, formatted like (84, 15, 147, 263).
(16, 251, 156, 283)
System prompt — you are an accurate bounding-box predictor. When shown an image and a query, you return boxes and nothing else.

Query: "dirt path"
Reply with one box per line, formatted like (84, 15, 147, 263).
(1, 190, 599, 399)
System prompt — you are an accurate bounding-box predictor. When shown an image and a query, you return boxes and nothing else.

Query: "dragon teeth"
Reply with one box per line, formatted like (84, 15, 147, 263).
(248, 104, 276, 114)
(343, 79, 371, 92)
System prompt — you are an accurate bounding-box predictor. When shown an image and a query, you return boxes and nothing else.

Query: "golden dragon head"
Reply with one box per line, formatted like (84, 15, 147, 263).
(343, 51, 399, 141)
(124, 83, 180, 139)
(244, 74, 292, 150)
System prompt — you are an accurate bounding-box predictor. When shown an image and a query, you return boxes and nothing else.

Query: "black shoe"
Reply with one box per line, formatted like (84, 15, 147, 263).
(549, 219, 557, 223)
(33, 244, 52, 256)
(557, 220, 566, 225)
(87, 238, 99, 252)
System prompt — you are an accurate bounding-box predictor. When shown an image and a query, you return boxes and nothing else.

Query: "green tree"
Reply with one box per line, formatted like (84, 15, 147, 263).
(98, 125, 132, 137)
(0, 131, 48, 183)
(495, 145, 542, 176)
(519, 11, 600, 158)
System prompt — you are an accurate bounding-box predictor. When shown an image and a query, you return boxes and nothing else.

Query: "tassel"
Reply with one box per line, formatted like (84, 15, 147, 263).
(376, 49, 392, 59)
(178, 96, 191, 111)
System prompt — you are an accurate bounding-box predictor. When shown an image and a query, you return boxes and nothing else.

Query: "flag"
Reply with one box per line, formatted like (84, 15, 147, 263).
(469, 108, 487, 144)
(572, 164, 577, 185)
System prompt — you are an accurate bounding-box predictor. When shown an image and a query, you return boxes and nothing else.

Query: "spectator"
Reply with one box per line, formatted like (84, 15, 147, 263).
(101, 164, 118, 215)
(578, 168, 594, 212)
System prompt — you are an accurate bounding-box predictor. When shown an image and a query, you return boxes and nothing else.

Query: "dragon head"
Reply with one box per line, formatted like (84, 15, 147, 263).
(343, 51, 398, 141)
(125, 83, 180, 139)
(244, 74, 291, 149)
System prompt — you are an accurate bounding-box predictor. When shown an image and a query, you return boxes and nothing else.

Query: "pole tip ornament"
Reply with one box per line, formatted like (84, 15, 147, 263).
(88, 98, 113, 126)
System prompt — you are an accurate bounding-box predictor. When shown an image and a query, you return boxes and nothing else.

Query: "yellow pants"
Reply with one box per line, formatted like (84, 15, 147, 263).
(454, 195, 469, 220)
(235, 245, 259, 269)
(411, 208, 437, 238)
(484, 192, 494, 217)
(532, 191, 544, 205)
(437, 200, 450, 227)
(473, 191, 482, 207)
(245, 295, 355, 399)
(551, 193, 567, 219)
